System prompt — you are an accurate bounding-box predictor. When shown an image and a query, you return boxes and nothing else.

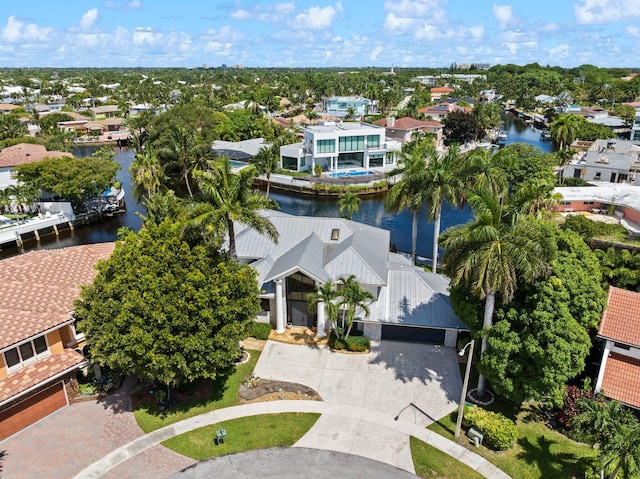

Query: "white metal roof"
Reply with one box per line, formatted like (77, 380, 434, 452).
(554, 182, 640, 212)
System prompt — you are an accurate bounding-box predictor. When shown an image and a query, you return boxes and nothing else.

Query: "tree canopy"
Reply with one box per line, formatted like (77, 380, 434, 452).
(443, 111, 483, 145)
(74, 220, 261, 389)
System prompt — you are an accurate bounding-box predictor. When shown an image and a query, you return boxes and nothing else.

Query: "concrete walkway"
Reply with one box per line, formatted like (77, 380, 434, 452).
(73, 401, 510, 479)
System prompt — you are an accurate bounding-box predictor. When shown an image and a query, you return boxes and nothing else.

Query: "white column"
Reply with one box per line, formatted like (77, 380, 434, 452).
(275, 279, 285, 333)
(316, 300, 326, 338)
(595, 340, 612, 392)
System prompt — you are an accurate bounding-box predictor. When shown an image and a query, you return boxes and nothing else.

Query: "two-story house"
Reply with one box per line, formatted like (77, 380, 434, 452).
(324, 96, 374, 118)
(0, 243, 114, 440)
(373, 117, 444, 150)
(279, 121, 400, 173)
(562, 139, 640, 185)
(0, 143, 72, 190)
(595, 287, 640, 409)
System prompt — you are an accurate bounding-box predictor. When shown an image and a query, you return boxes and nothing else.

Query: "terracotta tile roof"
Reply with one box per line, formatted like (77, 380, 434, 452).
(0, 349, 85, 403)
(0, 243, 115, 350)
(598, 286, 640, 346)
(0, 143, 72, 168)
(600, 352, 640, 409)
(430, 87, 455, 93)
(0, 104, 20, 112)
(373, 117, 443, 130)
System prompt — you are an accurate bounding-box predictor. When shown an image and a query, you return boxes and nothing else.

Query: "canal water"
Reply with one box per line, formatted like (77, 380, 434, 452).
(0, 113, 555, 261)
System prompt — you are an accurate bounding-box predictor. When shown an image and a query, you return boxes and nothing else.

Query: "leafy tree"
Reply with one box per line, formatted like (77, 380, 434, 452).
(462, 147, 510, 195)
(338, 191, 360, 220)
(187, 158, 279, 258)
(473, 102, 503, 132)
(595, 248, 640, 292)
(74, 220, 261, 396)
(162, 125, 210, 198)
(440, 189, 556, 397)
(307, 280, 340, 336)
(15, 154, 119, 206)
(443, 111, 483, 145)
(0, 115, 28, 140)
(252, 139, 282, 198)
(613, 104, 636, 125)
(38, 112, 75, 133)
(339, 275, 375, 339)
(140, 190, 184, 226)
(129, 148, 165, 201)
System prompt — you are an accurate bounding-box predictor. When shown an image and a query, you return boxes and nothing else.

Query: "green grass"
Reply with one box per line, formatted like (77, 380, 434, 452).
(134, 350, 261, 433)
(162, 413, 320, 460)
(411, 436, 484, 479)
(428, 404, 598, 479)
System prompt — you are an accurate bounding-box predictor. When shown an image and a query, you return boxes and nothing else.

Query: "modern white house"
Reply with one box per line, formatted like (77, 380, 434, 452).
(562, 139, 640, 185)
(324, 96, 373, 118)
(279, 121, 401, 173)
(230, 211, 468, 346)
(632, 111, 640, 141)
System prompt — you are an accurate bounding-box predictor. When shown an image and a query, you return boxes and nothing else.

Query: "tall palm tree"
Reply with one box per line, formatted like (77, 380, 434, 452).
(338, 191, 361, 220)
(384, 147, 429, 265)
(462, 147, 510, 196)
(165, 125, 209, 198)
(423, 143, 464, 273)
(549, 114, 581, 150)
(440, 189, 554, 397)
(252, 139, 282, 198)
(129, 148, 165, 201)
(339, 275, 375, 339)
(187, 158, 279, 259)
(307, 280, 340, 336)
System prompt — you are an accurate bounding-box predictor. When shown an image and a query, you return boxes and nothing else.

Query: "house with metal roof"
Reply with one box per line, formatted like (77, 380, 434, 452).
(232, 211, 468, 346)
(0, 243, 114, 440)
(595, 286, 640, 409)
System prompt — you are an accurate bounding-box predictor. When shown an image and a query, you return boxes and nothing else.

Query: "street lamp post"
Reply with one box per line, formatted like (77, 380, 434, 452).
(455, 339, 475, 439)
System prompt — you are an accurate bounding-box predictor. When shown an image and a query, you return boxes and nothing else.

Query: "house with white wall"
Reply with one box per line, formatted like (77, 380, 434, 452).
(562, 139, 640, 185)
(0, 144, 72, 190)
(279, 121, 400, 173)
(324, 96, 373, 118)
(595, 286, 640, 409)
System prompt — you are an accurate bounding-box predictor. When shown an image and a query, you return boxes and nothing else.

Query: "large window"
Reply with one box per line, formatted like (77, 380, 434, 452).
(282, 156, 298, 170)
(338, 152, 364, 168)
(316, 139, 335, 153)
(366, 135, 380, 148)
(339, 136, 365, 152)
(3, 335, 49, 373)
(369, 154, 384, 167)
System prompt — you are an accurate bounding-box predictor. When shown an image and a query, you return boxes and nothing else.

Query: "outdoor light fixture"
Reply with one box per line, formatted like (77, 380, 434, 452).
(455, 339, 475, 439)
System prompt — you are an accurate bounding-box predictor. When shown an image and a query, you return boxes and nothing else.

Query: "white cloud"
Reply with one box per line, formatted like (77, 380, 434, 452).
(492, 4, 516, 29)
(292, 3, 342, 30)
(79, 9, 99, 30)
(103, 0, 142, 8)
(1, 16, 52, 43)
(548, 43, 570, 60)
(384, 0, 446, 19)
(539, 23, 559, 32)
(575, 0, 640, 24)
(202, 26, 243, 42)
(230, 2, 295, 22)
(204, 41, 234, 56)
(627, 26, 640, 37)
(132, 26, 159, 46)
(370, 46, 383, 61)
(383, 13, 414, 34)
(468, 25, 485, 40)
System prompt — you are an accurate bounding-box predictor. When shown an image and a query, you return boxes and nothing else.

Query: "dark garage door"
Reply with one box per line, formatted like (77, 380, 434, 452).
(382, 325, 446, 344)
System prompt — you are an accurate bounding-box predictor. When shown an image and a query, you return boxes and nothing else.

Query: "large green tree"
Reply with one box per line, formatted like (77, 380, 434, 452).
(74, 220, 261, 393)
(443, 111, 483, 145)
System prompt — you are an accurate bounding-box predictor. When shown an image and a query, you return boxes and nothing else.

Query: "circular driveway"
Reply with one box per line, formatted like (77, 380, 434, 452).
(170, 447, 418, 478)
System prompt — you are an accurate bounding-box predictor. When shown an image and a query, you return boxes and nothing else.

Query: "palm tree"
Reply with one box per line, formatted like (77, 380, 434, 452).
(338, 191, 361, 220)
(423, 143, 465, 273)
(462, 147, 510, 196)
(384, 147, 429, 265)
(549, 114, 581, 150)
(439, 189, 554, 397)
(129, 148, 165, 201)
(165, 125, 209, 198)
(572, 399, 640, 479)
(187, 158, 279, 259)
(339, 275, 375, 339)
(252, 140, 282, 198)
(307, 280, 340, 337)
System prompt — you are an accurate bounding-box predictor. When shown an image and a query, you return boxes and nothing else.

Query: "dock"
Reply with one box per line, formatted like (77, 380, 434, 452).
(0, 212, 75, 249)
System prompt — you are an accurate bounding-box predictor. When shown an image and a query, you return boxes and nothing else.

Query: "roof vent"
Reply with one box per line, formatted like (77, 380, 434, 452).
(331, 229, 340, 241)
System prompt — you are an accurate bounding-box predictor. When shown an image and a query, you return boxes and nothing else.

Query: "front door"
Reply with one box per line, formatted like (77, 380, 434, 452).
(286, 272, 317, 328)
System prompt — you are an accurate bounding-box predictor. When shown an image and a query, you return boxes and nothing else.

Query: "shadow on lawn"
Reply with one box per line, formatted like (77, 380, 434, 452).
(516, 434, 592, 479)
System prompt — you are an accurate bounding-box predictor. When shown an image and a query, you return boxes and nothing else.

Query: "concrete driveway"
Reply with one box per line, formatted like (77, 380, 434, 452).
(253, 340, 462, 472)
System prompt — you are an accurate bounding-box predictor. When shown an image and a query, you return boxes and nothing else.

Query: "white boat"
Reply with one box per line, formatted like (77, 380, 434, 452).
(497, 130, 508, 143)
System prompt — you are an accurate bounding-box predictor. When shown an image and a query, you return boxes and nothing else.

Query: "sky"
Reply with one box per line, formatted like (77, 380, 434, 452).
(0, 0, 639, 68)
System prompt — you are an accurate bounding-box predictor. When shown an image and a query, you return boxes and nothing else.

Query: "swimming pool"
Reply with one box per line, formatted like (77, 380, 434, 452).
(229, 160, 249, 168)
(328, 170, 376, 178)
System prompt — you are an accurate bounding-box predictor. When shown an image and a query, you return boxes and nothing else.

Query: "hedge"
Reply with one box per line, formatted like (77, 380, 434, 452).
(247, 321, 272, 340)
(461, 405, 517, 450)
(328, 330, 370, 352)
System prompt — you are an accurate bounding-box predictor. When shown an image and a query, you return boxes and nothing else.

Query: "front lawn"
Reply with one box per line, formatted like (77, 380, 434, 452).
(411, 436, 484, 479)
(134, 350, 260, 433)
(162, 413, 320, 460)
(428, 403, 598, 479)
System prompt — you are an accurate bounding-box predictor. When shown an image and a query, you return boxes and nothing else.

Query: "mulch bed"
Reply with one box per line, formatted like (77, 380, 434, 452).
(238, 379, 322, 403)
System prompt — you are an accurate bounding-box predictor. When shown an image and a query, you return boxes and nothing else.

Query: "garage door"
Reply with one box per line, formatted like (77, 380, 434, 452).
(382, 325, 446, 344)
(0, 382, 67, 440)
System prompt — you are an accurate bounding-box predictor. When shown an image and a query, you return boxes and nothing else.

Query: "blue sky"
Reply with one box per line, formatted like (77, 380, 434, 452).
(0, 0, 639, 68)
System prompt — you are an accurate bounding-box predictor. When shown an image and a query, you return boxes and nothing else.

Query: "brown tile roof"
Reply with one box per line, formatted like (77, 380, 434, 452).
(598, 286, 640, 346)
(430, 87, 455, 93)
(0, 143, 72, 168)
(0, 243, 115, 350)
(600, 352, 640, 409)
(373, 117, 443, 130)
(0, 104, 20, 112)
(0, 349, 85, 403)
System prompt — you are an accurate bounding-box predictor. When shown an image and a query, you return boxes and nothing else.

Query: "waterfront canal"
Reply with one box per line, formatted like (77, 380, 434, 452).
(0, 113, 555, 261)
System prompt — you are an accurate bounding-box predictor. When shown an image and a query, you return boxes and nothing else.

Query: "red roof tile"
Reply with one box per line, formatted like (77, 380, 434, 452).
(0, 243, 115, 349)
(430, 87, 455, 93)
(0, 349, 85, 403)
(598, 286, 640, 346)
(0, 143, 72, 168)
(600, 352, 640, 409)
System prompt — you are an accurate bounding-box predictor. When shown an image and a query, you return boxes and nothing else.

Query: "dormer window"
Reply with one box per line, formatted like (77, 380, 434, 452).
(331, 229, 340, 241)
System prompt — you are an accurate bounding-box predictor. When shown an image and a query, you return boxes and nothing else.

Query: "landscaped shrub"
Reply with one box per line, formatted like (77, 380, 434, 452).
(561, 214, 627, 240)
(247, 321, 272, 340)
(328, 330, 370, 352)
(462, 405, 517, 450)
